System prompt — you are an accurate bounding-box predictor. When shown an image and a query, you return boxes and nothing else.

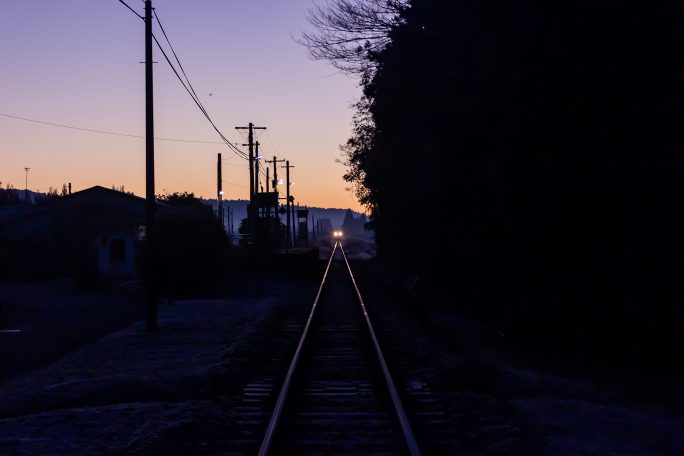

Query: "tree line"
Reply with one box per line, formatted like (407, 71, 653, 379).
(302, 0, 684, 376)
(305, 1, 684, 300)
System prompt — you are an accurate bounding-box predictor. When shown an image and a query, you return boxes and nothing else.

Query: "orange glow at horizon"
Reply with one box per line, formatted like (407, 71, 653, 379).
(0, 0, 367, 214)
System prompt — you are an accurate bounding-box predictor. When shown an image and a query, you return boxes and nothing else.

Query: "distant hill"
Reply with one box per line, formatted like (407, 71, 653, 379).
(201, 198, 368, 234)
(0, 188, 369, 236)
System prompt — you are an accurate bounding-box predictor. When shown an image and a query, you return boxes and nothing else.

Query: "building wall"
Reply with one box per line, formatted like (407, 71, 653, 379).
(97, 229, 138, 277)
(0, 187, 147, 279)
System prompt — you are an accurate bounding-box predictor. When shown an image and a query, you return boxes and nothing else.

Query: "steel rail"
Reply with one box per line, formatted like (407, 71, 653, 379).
(257, 241, 339, 456)
(339, 243, 423, 456)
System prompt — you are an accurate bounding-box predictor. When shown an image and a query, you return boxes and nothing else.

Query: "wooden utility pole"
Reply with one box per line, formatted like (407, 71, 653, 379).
(144, 0, 157, 331)
(254, 141, 261, 196)
(311, 213, 316, 241)
(235, 123, 265, 242)
(267, 156, 285, 192)
(292, 202, 298, 246)
(245, 141, 263, 196)
(217, 152, 223, 226)
(283, 161, 295, 248)
(265, 167, 271, 219)
(267, 155, 285, 235)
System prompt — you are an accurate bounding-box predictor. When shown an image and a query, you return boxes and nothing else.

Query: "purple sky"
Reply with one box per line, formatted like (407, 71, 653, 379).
(0, 0, 363, 210)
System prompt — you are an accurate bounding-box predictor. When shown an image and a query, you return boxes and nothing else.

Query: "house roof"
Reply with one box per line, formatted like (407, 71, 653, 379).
(67, 186, 173, 209)
(0, 185, 170, 226)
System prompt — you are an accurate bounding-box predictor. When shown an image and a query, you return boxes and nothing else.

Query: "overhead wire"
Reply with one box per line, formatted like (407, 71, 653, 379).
(116, 0, 248, 160)
(150, 11, 248, 159)
(225, 181, 248, 188)
(118, 0, 143, 19)
(115, 1, 288, 198)
(152, 34, 248, 159)
(153, 10, 208, 122)
(0, 113, 227, 145)
(262, 131, 291, 197)
(261, 132, 289, 198)
(264, 130, 284, 157)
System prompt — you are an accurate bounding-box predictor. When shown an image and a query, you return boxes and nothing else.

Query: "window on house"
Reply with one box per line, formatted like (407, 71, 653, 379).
(110, 238, 126, 263)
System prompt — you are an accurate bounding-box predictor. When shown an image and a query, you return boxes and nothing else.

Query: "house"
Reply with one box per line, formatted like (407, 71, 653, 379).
(0, 186, 160, 280)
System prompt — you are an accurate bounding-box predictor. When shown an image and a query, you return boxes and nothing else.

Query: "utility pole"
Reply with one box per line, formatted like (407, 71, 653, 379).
(254, 141, 261, 197)
(23, 167, 30, 203)
(217, 153, 223, 227)
(267, 156, 285, 232)
(68, 182, 72, 195)
(311, 213, 316, 241)
(235, 123, 266, 242)
(292, 202, 298, 246)
(267, 156, 285, 192)
(144, 0, 157, 331)
(282, 161, 295, 248)
(265, 167, 270, 219)
(254, 141, 261, 218)
(245, 141, 263, 197)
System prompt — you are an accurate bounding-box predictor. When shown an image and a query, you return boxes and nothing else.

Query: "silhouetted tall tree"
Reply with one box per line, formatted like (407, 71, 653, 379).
(300, 0, 408, 75)
(307, 1, 684, 297)
(142, 191, 233, 295)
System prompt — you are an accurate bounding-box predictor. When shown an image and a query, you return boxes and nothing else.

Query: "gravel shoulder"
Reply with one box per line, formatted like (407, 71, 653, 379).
(0, 274, 317, 455)
(353, 260, 684, 455)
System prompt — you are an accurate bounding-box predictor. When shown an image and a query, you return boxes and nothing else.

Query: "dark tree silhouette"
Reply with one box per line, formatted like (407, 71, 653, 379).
(339, 98, 374, 208)
(312, 1, 684, 292)
(157, 191, 205, 208)
(304, 2, 684, 373)
(141, 191, 233, 296)
(299, 0, 408, 74)
(0, 183, 20, 206)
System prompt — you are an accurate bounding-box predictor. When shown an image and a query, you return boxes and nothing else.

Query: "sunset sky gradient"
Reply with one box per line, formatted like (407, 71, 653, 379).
(0, 0, 363, 211)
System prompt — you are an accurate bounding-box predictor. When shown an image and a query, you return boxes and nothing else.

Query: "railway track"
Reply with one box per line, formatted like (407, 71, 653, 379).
(256, 241, 422, 456)
(220, 241, 538, 455)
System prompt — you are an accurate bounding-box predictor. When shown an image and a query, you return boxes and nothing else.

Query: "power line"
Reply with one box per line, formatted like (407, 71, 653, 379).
(152, 32, 248, 160)
(118, 0, 143, 19)
(150, 11, 248, 160)
(225, 180, 248, 188)
(153, 9, 206, 118)
(115, 0, 248, 160)
(264, 130, 284, 157)
(0, 113, 229, 145)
